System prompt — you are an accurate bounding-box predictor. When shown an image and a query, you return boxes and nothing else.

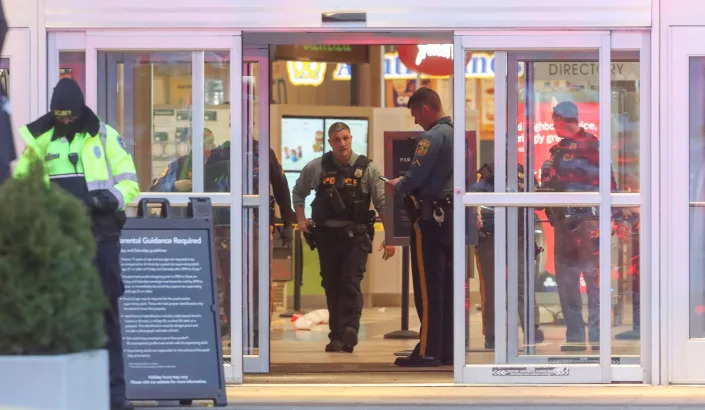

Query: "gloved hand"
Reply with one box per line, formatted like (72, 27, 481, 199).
(281, 224, 294, 247)
(85, 189, 119, 212)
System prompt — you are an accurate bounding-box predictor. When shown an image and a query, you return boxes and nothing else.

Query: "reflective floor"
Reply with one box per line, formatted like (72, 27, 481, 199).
(235, 301, 641, 383)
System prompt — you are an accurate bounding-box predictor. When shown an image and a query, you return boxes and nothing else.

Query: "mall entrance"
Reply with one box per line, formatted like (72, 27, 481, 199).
(46, 28, 650, 385)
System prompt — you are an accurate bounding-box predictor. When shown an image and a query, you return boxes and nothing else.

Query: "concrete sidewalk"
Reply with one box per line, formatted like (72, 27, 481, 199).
(136, 384, 705, 409)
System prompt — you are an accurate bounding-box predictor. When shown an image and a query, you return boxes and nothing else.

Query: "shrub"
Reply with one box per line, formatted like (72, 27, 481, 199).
(0, 158, 107, 354)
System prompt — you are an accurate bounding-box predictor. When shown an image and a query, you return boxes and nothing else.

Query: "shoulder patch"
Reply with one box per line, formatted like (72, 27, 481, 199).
(415, 139, 431, 156)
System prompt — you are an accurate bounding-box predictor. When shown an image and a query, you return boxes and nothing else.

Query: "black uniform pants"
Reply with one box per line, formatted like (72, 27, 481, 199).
(315, 228, 371, 343)
(95, 237, 127, 404)
(476, 232, 541, 344)
(411, 210, 453, 360)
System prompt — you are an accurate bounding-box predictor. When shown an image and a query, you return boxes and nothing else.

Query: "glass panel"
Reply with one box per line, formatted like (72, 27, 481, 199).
(466, 205, 602, 364)
(59, 52, 85, 95)
(204, 51, 231, 193)
(689, 57, 705, 338)
(0, 58, 9, 97)
(243, 207, 262, 356)
(98, 51, 193, 193)
(243, 61, 259, 196)
(516, 54, 601, 193)
(611, 52, 640, 193)
(611, 207, 640, 357)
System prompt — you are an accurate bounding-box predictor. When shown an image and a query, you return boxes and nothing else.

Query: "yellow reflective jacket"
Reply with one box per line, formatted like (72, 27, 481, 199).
(15, 108, 139, 235)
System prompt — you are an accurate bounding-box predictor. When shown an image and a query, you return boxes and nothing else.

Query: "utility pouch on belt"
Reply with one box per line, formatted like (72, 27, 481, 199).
(329, 186, 346, 213)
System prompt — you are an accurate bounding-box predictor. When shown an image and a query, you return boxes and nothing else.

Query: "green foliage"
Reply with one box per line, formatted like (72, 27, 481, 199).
(0, 157, 107, 355)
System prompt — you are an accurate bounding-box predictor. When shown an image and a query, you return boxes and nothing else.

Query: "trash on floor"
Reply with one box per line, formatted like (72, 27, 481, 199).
(292, 309, 330, 330)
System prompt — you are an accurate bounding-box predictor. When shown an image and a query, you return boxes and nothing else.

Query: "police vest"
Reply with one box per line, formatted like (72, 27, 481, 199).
(311, 152, 371, 226)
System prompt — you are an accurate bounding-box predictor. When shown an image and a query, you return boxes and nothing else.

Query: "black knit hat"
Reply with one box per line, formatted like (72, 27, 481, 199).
(50, 78, 85, 118)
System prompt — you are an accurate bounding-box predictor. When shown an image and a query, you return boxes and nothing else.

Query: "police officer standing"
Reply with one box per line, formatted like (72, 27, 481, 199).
(387, 87, 453, 367)
(471, 163, 544, 350)
(15, 78, 139, 410)
(293, 121, 394, 353)
(541, 101, 604, 352)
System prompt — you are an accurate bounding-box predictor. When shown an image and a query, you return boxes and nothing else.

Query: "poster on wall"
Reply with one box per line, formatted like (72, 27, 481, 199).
(385, 78, 434, 108)
(281, 117, 325, 171)
(323, 118, 368, 156)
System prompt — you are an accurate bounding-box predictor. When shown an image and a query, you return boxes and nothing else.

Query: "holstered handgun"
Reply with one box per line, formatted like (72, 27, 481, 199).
(366, 210, 376, 243)
(303, 222, 317, 250)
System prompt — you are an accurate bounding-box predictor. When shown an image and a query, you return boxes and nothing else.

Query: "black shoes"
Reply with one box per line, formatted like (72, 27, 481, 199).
(111, 399, 134, 410)
(325, 327, 358, 353)
(394, 355, 443, 367)
(325, 340, 344, 352)
(340, 326, 358, 349)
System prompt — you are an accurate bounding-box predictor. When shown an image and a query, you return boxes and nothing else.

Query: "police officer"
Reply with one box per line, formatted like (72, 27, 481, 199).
(15, 78, 139, 410)
(387, 87, 453, 367)
(293, 121, 394, 353)
(470, 163, 544, 350)
(541, 101, 602, 352)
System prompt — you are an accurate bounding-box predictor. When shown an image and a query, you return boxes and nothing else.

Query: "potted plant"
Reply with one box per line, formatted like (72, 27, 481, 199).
(0, 159, 110, 409)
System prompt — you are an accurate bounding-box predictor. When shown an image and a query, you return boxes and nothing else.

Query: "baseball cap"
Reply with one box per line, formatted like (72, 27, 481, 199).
(552, 101, 579, 121)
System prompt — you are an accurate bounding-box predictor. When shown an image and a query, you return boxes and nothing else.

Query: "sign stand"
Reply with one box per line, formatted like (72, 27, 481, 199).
(384, 246, 419, 339)
(119, 198, 227, 407)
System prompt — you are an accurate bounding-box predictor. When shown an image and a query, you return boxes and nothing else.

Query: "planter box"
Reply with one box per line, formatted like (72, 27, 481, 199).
(0, 349, 109, 410)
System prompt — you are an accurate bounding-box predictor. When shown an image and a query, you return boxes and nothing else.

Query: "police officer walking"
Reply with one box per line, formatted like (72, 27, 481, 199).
(15, 78, 139, 410)
(387, 87, 453, 367)
(293, 121, 394, 353)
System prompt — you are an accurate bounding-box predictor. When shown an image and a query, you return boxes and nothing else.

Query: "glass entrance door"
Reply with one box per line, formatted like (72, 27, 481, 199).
(452, 32, 648, 383)
(669, 26, 705, 383)
(75, 31, 244, 383)
(242, 47, 271, 373)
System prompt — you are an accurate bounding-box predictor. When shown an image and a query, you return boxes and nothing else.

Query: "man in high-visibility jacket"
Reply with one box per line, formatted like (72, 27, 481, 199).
(15, 78, 139, 410)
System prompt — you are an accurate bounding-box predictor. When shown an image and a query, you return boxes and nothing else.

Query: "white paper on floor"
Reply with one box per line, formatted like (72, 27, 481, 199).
(293, 309, 330, 330)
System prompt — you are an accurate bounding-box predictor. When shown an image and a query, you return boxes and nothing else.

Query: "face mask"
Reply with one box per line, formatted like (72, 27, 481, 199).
(54, 119, 82, 140)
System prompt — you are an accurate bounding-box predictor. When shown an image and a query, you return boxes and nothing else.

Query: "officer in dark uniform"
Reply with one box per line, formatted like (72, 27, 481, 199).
(387, 87, 453, 367)
(470, 162, 545, 350)
(293, 121, 394, 353)
(541, 101, 605, 352)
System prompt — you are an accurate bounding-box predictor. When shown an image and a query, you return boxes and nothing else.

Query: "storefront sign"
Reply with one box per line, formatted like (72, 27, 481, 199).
(118, 199, 226, 406)
(275, 44, 369, 64)
(397, 44, 456, 76)
(287, 61, 327, 86)
(492, 367, 569, 377)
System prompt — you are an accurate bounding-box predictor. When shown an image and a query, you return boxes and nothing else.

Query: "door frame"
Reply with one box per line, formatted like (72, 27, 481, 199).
(48, 30, 245, 383)
(242, 46, 271, 373)
(666, 25, 705, 384)
(3, 28, 31, 157)
(452, 30, 652, 384)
